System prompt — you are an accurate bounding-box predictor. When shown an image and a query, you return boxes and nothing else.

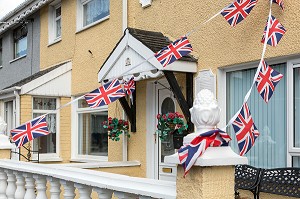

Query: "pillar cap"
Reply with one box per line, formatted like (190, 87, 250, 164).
(164, 146, 248, 166)
(0, 134, 15, 149)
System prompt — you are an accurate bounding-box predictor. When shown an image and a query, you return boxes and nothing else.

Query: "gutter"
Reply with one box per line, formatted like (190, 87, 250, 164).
(0, 86, 21, 95)
(122, 0, 127, 32)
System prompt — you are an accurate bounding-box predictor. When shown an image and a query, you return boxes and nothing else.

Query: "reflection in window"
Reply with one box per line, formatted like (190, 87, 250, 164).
(82, 0, 109, 26)
(13, 25, 27, 58)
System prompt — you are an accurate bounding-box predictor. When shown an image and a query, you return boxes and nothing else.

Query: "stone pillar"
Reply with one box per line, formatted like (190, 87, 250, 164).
(0, 117, 15, 159)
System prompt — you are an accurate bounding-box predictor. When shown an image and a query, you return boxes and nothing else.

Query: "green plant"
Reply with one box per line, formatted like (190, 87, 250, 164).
(102, 117, 130, 141)
(156, 112, 188, 141)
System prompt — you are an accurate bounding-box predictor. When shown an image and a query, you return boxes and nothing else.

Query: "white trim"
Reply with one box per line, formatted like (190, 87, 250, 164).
(9, 54, 26, 64)
(58, 160, 140, 168)
(48, 0, 62, 45)
(47, 38, 62, 47)
(76, 16, 110, 34)
(20, 61, 72, 95)
(217, 68, 227, 129)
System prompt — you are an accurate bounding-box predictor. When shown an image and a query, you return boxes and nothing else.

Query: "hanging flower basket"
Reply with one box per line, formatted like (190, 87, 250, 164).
(102, 117, 130, 141)
(156, 112, 188, 142)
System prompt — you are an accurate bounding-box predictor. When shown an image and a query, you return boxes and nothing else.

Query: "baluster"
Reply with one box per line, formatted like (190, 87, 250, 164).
(0, 169, 7, 199)
(23, 173, 36, 199)
(75, 184, 92, 199)
(33, 175, 47, 199)
(13, 171, 25, 199)
(5, 170, 16, 199)
(60, 180, 75, 199)
(139, 196, 152, 199)
(47, 177, 61, 199)
(94, 188, 113, 199)
(114, 191, 137, 199)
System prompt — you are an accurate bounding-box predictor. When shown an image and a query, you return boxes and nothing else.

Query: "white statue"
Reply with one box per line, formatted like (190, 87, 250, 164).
(0, 116, 7, 135)
(0, 116, 15, 149)
(184, 89, 221, 144)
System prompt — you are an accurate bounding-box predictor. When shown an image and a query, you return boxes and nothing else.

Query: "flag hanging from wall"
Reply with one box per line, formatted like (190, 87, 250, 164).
(11, 115, 49, 148)
(178, 129, 231, 177)
(232, 103, 260, 156)
(84, 79, 126, 108)
(221, 0, 258, 27)
(261, 15, 286, 47)
(154, 36, 193, 67)
(124, 77, 135, 95)
(273, 0, 284, 11)
(255, 60, 283, 103)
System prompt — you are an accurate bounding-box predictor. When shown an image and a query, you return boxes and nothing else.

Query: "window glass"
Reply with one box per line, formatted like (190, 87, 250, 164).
(32, 97, 57, 154)
(83, 0, 109, 26)
(55, 6, 61, 38)
(294, 68, 300, 148)
(78, 111, 108, 156)
(226, 63, 286, 168)
(292, 156, 300, 167)
(14, 26, 27, 58)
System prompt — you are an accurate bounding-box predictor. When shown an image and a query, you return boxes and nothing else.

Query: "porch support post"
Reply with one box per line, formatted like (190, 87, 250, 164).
(119, 92, 136, 132)
(163, 71, 192, 132)
(186, 72, 194, 132)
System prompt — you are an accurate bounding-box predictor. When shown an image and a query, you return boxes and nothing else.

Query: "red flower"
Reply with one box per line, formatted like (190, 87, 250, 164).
(124, 121, 129, 125)
(162, 114, 167, 121)
(168, 113, 175, 119)
(118, 119, 123, 124)
(156, 114, 161, 119)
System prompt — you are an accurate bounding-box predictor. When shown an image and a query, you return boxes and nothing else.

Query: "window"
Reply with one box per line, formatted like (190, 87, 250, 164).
(32, 97, 58, 156)
(49, 1, 61, 44)
(0, 39, 2, 66)
(13, 25, 27, 58)
(225, 63, 287, 168)
(76, 99, 108, 159)
(4, 101, 14, 136)
(77, 0, 109, 30)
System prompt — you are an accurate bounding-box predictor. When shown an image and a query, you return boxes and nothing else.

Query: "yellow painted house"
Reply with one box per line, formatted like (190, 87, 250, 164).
(1, 0, 300, 198)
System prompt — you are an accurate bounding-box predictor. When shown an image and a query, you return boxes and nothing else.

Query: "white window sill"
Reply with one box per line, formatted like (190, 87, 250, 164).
(33, 154, 63, 162)
(70, 156, 108, 163)
(9, 55, 27, 64)
(76, 16, 109, 34)
(48, 37, 62, 47)
(60, 160, 141, 169)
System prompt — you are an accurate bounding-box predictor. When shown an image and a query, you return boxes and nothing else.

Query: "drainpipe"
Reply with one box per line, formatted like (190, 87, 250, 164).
(122, 0, 128, 32)
(13, 89, 21, 127)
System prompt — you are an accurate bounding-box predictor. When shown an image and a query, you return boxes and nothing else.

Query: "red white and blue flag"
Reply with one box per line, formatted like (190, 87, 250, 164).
(261, 15, 286, 47)
(154, 36, 193, 67)
(221, 0, 258, 27)
(124, 78, 135, 95)
(232, 103, 260, 156)
(84, 79, 126, 108)
(178, 129, 231, 176)
(11, 115, 49, 148)
(255, 60, 283, 103)
(273, 0, 284, 10)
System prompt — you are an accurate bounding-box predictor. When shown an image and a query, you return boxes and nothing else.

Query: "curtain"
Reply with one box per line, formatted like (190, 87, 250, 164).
(226, 63, 287, 168)
(84, 0, 109, 26)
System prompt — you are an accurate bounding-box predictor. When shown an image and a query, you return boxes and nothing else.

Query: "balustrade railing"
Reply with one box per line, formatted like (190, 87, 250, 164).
(0, 159, 176, 199)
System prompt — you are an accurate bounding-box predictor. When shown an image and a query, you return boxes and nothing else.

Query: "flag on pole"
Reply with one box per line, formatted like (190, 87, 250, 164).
(232, 103, 260, 156)
(261, 15, 286, 47)
(255, 60, 283, 103)
(84, 79, 126, 108)
(178, 129, 231, 176)
(11, 115, 49, 148)
(221, 0, 258, 27)
(273, 0, 284, 10)
(154, 36, 193, 67)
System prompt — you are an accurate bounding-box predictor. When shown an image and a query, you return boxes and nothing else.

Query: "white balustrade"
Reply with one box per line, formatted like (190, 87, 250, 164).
(5, 170, 16, 199)
(0, 159, 176, 199)
(34, 174, 47, 199)
(13, 171, 25, 199)
(0, 169, 7, 199)
(23, 173, 36, 199)
(47, 177, 61, 199)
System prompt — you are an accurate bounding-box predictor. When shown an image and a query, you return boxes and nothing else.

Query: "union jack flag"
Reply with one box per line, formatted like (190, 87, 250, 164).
(255, 60, 283, 103)
(232, 103, 260, 156)
(178, 129, 231, 177)
(11, 115, 49, 148)
(221, 0, 258, 27)
(273, 0, 284, 10)
(261, 15, 286, 47)
(124, 78, 135, 95)
(154, 36, 193, 67)
(84, 79, 126, 108)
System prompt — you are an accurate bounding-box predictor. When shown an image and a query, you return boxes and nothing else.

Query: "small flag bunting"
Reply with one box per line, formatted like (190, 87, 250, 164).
(261, 15, 286, 47)
(178, 129, 231, 176)
(11, 115, 50, 148)
(255, 60, 283, 103)
(273, 0, 284, 11)
(84, 79, 126, 108)
(154, 36, 193, 67)
(232, 103, 260, 156)
(124, 77, 135, 95)
(221, 0, 258, 27)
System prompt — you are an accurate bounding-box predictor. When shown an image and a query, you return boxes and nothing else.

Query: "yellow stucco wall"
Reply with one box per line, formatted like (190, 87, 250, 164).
(0, 150, 11, 159)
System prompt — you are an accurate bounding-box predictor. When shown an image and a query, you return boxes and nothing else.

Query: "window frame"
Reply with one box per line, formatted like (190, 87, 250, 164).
(217, 58, 298, 167)
(71, 98, 108, 162)
(13, 25, 27, 59)
(0, 38, 2, 67)
(76, 0, 110, 32)
(48, 0, 62, 45)
(32, 96, 61, 161)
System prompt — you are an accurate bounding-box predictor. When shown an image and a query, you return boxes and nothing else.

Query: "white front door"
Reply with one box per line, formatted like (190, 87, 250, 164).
(154, 80, 177, 181)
